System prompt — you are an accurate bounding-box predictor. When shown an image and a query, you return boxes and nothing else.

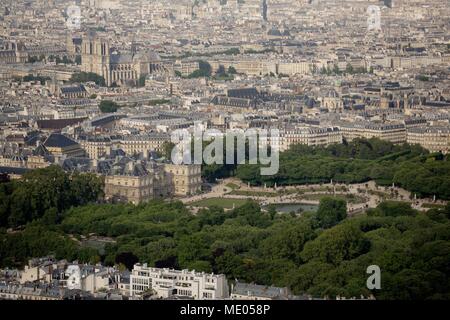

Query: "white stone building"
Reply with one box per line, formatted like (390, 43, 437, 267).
(129, 264, 229, 299)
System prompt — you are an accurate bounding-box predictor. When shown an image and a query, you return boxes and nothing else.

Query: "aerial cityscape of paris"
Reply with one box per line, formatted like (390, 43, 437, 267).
(0, 0, 450, 306)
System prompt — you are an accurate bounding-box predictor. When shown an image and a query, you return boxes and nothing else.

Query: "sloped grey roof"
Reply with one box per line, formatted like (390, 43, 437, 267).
(60, 85, 86, 94)
(233, 282, 289, 299)
(44, 134, 78, 148)
(33, 144, 50, 156)
(110, 53, 133, 64)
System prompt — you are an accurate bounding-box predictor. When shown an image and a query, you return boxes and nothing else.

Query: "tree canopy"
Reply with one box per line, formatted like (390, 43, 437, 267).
(0, 166, 103, 228)
(187, 60, 212, 78)
(69, 72, 106, 86)
(99, 100, 120, 113)
(1, 175, 449, 300)
(235, 138, 450, 200)
(316, 197, 347, 228)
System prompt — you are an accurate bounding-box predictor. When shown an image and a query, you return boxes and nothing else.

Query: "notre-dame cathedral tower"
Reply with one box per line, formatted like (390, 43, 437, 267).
(81, 34, 165, 87)
(81, 36, 112, 86)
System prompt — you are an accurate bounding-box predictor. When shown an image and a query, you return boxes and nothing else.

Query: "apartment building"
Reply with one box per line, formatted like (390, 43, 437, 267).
(129, 264, 229, 299)
(338, 122, 407, 144)
(119, 133, 169, 156)
(26, 155, 52, 169)
(0, 144, 52, 170)
(0, 284, 61, 300)
(209, 59, 276, 76)
(277, 61, 312, 75)
(407, 126, 450, 154)
(0, 155, 27, 168)
(79, 136, 113, 160)
(280, 127, 342, 151)
(174, 60, 200, 76)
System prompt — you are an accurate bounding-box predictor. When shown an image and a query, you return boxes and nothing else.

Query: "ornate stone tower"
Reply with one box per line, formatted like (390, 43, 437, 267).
(81, 36, 111, 86)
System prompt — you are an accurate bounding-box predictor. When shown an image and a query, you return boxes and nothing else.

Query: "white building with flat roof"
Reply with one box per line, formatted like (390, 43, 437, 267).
(130, 264, 229, 299)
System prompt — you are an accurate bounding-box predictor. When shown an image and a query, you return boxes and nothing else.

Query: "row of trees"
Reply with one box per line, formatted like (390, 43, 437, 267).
(47, 55, 78, 65)
(174, 47, 240, 59)
(176, 60, 237, 79)
(319, 64, 373, 75)
(22, 74, 51, 85)
(235, 138, 450, 200)
(69, 72, 106, 86)
(162, 137, 450, 200)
